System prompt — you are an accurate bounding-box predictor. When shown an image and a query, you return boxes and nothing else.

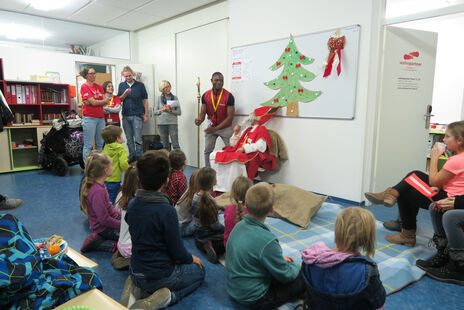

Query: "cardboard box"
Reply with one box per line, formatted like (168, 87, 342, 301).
(66, 247, 98, 269)
(55, 289, 128, 310)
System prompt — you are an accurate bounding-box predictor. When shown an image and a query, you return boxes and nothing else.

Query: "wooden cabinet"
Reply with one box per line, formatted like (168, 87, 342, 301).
(0, 58, 70, 173)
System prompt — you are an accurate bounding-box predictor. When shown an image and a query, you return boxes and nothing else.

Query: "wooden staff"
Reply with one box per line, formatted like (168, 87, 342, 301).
(196, 77, 201, 168)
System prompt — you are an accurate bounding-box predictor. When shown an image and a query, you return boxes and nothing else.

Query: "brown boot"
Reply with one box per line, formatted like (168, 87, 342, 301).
(365, 187, 399, 207)
(386, 228, 416, 247)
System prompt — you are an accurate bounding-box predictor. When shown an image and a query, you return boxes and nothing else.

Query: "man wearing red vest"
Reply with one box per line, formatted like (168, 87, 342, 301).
(195, 72, 235, 167)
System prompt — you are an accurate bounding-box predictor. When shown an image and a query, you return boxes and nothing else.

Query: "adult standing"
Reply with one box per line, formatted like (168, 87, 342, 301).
(80, 67, 107, 165)
(117, 66, 148, 161)
(154, 80, 181, 151)
(194, 72, 235, 167)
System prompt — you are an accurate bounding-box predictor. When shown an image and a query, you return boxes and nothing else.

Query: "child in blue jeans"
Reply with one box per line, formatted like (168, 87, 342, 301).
(126, 151, 205, 309)
(301, 207, 386, 310)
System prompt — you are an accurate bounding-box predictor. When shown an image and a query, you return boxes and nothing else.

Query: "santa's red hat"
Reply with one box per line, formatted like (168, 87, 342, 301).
(254, 106, 278, 125)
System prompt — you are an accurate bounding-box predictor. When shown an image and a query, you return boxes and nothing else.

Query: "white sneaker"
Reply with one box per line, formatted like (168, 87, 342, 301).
(129, 287, 171, 310)
(0, 197, 23, 210)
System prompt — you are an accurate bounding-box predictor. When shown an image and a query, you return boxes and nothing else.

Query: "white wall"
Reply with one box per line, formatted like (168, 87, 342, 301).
(90, 32, 131, 60)
(0, 43, 133, 85)
(135, 0, 383, 202)
(229, 0, 383, 202)
(397, 13, 464, 124)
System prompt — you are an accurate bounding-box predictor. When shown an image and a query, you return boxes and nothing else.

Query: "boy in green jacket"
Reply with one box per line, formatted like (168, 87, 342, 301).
(101, 125, 129, 204)
(225, 182, 305, 309)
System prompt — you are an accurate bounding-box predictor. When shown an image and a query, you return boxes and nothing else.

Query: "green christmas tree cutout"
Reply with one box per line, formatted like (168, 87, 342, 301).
(261, 35, 321, 116)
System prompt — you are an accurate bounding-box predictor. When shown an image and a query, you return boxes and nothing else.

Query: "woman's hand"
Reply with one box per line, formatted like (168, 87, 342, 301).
(435, 197, 455, 211)
(284, 256, 295, 263)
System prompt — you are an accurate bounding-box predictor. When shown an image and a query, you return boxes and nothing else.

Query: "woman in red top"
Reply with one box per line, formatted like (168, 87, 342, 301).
(102, 81, 122, 127)
(80, 67, 108, 165)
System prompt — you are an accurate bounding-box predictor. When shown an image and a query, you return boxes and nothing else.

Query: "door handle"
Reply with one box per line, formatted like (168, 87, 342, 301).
(424, 104, 434, 129)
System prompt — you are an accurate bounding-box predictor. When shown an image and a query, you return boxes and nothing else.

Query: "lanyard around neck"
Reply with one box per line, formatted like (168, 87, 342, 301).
(211, 89, 224, 112)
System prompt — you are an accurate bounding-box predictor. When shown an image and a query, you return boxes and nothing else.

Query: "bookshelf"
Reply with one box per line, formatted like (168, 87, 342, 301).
(0, 58, 70, 173)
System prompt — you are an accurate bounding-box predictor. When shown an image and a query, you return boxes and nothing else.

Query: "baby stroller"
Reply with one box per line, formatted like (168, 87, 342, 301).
(38, 110, 84, 176)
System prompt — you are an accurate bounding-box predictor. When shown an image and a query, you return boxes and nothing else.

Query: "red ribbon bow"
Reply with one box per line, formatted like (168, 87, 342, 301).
(273, 98, 279, 102)
(323, 36, 346, 78)
(299, 56, 305, 60)
(298, 89, 303, 93)
(276, 61, 281, 66)
(282, 76, 288, 80)
(295, 64, 301, 68)
(285, 48, 290, 52)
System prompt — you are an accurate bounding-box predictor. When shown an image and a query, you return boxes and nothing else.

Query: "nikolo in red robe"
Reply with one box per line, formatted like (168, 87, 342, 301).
(214, 106, 278, 180)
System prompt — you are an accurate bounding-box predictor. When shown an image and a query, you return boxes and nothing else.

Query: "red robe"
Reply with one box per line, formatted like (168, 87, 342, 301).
(215, 125, 276, 179)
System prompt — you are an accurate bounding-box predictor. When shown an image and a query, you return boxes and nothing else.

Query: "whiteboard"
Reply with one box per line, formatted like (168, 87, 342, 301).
(231, 25, 360, 119)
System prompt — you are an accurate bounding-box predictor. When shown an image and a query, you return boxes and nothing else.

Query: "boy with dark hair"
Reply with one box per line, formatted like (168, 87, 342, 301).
(101, 125, 128, 204)
(226, 182, 305, 309)
(164, 149, 187, 205)
(125, 151, 205, 309)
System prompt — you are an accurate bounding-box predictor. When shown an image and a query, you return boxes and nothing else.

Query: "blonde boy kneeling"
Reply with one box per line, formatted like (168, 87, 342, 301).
(225, 182, 305, 309)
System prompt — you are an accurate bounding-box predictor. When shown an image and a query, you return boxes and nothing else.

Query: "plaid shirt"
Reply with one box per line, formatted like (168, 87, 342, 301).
(164, 169, 187, 205)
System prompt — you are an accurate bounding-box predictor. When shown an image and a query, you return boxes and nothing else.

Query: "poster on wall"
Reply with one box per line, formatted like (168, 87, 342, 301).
(231, 25, 360, 119)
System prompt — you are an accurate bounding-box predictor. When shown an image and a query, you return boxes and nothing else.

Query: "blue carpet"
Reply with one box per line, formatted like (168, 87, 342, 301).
(0, 166, 463, 309)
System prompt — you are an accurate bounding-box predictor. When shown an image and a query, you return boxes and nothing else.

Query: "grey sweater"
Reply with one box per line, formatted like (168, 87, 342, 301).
(154, 94, 181, 125)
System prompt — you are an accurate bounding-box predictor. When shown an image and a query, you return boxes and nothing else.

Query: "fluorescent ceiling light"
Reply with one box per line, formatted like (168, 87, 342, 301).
(29, 0, 71, 11)
(0, 23, 50, 40)
(386, 0, 464, 18)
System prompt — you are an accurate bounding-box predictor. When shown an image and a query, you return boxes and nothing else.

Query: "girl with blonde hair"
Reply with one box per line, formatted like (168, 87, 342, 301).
(154, 80, 181, 151)
(223, 176, 253, 246)
(80, 151, 121, 253)
(301, 207, 386, 309)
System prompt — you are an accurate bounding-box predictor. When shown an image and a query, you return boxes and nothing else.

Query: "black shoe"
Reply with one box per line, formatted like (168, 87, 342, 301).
(426, 261, 464, 285)
(417, 249, 448, 270)
(203, 241, 218, 264)
(383, 218, 401, 232)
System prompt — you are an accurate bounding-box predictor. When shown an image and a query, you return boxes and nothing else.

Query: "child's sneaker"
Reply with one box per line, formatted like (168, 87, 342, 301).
(129, 287, 171, 310)
(80, 233, 104, 253)
(203, 240, 218, 264)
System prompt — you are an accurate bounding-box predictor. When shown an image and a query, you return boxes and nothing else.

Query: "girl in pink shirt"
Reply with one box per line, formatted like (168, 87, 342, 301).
(365, 121, 464, 247)
(80, 152, 121, 253)
(224, 176, 253, 247)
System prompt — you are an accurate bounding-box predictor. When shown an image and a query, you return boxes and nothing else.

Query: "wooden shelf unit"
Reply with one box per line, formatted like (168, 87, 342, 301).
(0, 58, 70, 173)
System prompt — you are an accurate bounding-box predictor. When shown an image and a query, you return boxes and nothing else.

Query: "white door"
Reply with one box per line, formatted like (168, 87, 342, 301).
(371, 26, 438, 193)
(176, 19, 229, 167)
(115, 64, 156, 135)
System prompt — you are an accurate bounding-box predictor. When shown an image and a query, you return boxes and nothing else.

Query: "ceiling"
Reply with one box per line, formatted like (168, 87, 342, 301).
(0, 0, 219, 31)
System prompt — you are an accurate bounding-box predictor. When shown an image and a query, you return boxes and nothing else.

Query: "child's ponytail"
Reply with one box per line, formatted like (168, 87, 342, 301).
(231, 176, 253, 223)
(199, 192, 218, 226)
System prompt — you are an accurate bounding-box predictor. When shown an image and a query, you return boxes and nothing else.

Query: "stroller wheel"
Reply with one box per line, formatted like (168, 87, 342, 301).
(53, 157, 68, 176)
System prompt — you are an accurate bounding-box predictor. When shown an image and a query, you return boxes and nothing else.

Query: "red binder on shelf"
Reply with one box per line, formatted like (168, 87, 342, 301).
(6, 85, 11, 102)
(10, 84, 17, 104)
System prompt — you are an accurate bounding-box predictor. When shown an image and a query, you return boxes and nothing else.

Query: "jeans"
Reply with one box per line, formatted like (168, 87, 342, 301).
(105, 181, 121, 205)
(180, 220, 196, 237)
(204, 126, 234, 167)
(123, 115, 144, 159)
(158, 124, 180, 151)
(429, 205, 464, 249)
(82, 117, 105, 164)
(130, 263, 205, 305)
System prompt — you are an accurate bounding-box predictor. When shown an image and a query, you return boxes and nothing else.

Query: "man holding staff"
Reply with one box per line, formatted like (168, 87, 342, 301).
(195, 72, 235, 167)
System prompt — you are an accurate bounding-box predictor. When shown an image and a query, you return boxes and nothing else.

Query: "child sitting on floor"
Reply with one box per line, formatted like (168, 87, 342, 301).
(193, 167, 225, 264)
(125, 151, 205, 309)
(226, 182, 305, 309)
(223, 176, 253, 246)
(101, 125, 129, 205)
(111, 164, 140, 270)
(80, 151, 121, 253)
(175, 169, 199, 237)
(301, 207, 386, 310)
(164, 149, 187, 205)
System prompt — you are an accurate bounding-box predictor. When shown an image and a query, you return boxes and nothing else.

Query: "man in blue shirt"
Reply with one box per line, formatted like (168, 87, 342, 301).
(117, 66, 148, 160)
